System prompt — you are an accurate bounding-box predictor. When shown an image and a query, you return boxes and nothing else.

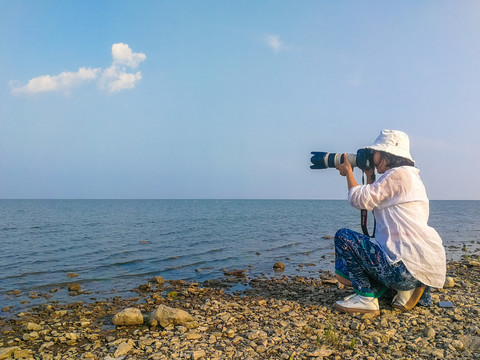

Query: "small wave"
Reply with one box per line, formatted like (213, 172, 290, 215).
(261, 242, 302, 252)
(1, 226, 17, 231)
(110, 259, 145, 266)
(0, 270, 50, 281)
(165, 260, 214, 271)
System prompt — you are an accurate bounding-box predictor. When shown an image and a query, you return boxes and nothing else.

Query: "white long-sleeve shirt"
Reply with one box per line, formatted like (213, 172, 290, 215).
(348, 166, 446, 288)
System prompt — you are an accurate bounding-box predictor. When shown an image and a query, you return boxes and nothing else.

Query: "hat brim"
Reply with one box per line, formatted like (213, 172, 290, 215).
(367, 145, 414, 161)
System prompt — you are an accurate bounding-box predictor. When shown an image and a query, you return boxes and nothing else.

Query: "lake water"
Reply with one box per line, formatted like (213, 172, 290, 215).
(1, 199, 479, 315)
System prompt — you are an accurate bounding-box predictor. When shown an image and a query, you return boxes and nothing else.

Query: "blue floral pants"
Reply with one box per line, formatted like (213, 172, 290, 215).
(334, 228, 430, 305)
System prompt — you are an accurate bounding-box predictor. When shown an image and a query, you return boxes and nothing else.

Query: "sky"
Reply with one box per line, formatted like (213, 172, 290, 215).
(1, 1, 479, 200)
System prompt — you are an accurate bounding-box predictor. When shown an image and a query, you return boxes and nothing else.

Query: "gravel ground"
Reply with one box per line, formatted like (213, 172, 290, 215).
(1, 259, 480, 359)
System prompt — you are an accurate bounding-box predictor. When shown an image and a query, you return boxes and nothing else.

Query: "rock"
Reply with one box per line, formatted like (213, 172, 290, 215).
(6, 290, 21, 296)
(68, 283, 81, 292)
(113, 308, 144, 326)
(273, 262, 285, 270)
(148, 305, 194, 327)
(26, 322, 43, 331)
(224, 269, 246, 277)
(191, 350, 206, 359)
(424, 327, 436, 338)
(138, 283, 152, 292)
(0, 347, 21, 360)
(468, 260, 480, 267)
(53, 310, 68, 317)
(351, 320, 364, 331)
(27, 331, 39, 340)
(307, 347, 334, 357)
(114, 340, 134, 357)
(444, 277, 455, 288)
(152, 276, 165, 285)
(451, 339, 465, 351)
(458, 335, 480, 351)
(186, 332, 202, 340)
(39, 342, 55, 351)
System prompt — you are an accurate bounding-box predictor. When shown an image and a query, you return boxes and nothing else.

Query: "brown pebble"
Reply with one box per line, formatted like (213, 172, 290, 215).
(68, 283, 81, 292)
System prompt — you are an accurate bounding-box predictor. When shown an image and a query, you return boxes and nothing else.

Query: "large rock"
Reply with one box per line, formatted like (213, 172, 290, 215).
(112, 308, 144, 326)
(148, 304, 194, 327)
(114, 340, 134, 357)
(0, 347, 20, 360)
(458, 335, 480, 351)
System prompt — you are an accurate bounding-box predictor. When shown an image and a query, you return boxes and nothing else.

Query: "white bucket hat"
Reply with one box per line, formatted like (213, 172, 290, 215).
(366, 129, 414, 161)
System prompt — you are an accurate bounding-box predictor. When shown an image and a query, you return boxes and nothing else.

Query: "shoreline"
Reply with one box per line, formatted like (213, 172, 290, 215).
(1, 259, 480, 359)
(1, 243, 476, 319)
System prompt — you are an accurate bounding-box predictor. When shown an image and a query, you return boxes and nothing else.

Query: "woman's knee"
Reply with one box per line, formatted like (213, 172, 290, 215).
(335, 228, 348, 238)
(335, 228, 353, 244)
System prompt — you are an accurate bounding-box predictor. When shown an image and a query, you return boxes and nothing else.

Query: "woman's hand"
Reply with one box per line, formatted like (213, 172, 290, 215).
(336, 154, 358, 190)
(336, 153, 353, 177)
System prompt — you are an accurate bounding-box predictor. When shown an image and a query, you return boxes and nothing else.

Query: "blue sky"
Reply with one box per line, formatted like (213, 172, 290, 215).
(1, 1, 479, 199)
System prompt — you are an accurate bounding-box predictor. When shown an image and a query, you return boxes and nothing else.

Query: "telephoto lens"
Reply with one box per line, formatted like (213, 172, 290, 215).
(310, 152, 357, 169)
(310, 148, 374, 170)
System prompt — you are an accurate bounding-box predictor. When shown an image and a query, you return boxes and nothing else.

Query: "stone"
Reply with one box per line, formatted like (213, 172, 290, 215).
(28, 331, 39, 340)
(113, 340, 135, 358)
(68, 283, 81, 292)
(444, 277, 455, 288)
(113, 308, 144, 326)
(26, 322, 43, 331)
(53, 310, 68, 317)
(224, 269, 246, 277)
(191, 350, 206, 359)
(152, 276, 165, 285)
(114, 340, 134, 357)
(6, 290, 21, 296)
(148, 305, 194, 327)
(186, 332, 202, 340)
(458, 335, 480, 351)
(424, 327, 436, 338)
(0, 347, 21, 360)
(451, 339, 465, 351)
(273, 262, 285, 270)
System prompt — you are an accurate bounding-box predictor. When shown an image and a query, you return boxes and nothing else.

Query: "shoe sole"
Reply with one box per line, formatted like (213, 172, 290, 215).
(392, 286, 426, 311)
(334, 302, 380, 315)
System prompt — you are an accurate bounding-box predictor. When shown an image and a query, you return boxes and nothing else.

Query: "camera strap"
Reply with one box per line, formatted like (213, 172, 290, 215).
(360, 172, 376, 238)
(361, 209, 375, 238)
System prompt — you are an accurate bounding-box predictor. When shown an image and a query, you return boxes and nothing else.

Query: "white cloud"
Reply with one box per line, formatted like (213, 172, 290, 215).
(11, 43, 146, 95)
(100, 43, 146, 93)
(264, 33, 285, 52)
(100, 66, 143, 93)
(111, 42, 146, 68)
(11, 67, 100, 95)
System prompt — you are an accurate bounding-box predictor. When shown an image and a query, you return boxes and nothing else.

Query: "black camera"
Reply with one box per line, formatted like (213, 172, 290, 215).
(310, 148, 375, 171)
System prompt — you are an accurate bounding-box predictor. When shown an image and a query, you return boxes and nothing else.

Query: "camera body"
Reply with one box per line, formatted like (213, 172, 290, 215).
(310, 148, 375, 171)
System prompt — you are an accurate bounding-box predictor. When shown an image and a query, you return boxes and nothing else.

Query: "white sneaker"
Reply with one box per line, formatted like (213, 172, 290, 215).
(392, 286, 425, 311)
(334, 294, 380, 315)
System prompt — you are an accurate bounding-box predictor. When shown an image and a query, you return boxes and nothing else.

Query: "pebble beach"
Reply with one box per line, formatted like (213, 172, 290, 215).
(1, 257, 480, 360)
